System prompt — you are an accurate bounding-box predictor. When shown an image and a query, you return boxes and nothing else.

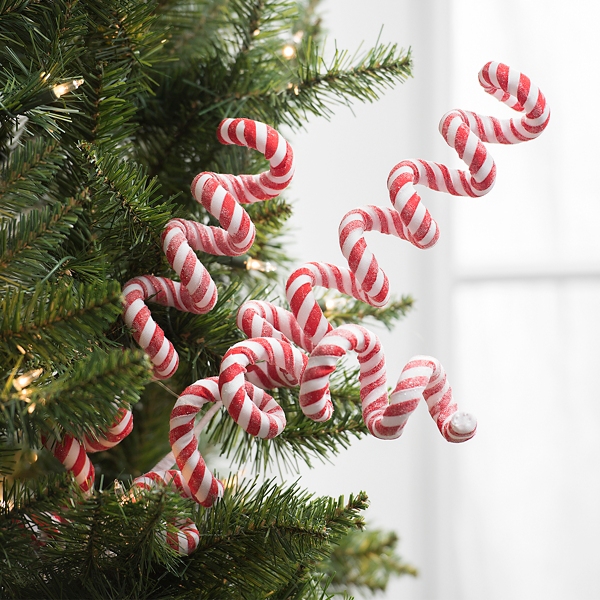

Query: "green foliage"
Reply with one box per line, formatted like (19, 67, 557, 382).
(0, 280, 123, 367)
(0, 0, 417, 596)
(0, 476, 369, 600)
(0, 199, 82, 288)
(320, 528, 418, 595)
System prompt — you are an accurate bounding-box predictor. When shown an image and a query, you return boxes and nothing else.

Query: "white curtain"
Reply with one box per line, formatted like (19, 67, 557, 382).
(289, 1, 600, 598)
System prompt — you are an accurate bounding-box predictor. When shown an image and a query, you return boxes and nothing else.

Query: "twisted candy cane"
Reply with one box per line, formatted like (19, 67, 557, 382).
(299, 324, 476, 442)
(44, 434, 95, 493)
(219, 337, 308, 432)
(285, 62, 551, 343)
(123, 118, 295, 379)
(388, 61, 550, 249)
(169, 377, 224, 507)
(131, 470, 200, 556)
(44, 406, 134, 493)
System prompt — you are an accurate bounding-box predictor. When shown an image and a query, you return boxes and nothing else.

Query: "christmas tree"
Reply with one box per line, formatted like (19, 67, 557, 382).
(0, 0, 424, 597)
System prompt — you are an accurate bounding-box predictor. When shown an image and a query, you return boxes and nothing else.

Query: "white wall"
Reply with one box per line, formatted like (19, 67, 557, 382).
(286, 1, 600, 598)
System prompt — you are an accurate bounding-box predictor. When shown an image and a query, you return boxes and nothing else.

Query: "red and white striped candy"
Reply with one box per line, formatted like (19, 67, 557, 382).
(44, 434, 95, 494)
(237, 206, 414, 386)
(122, 276, 183, 379)
(236, 299, 315, 389)
(169, 377, 224, 507)
(84, 406, 133, 453)
(123, 118, 295, 379)
(219, 337, 307, 435)
(299, 324, 476, 442)
(131, 470, 200, 556)
(285, 261, 366, 350)
(388, 61, 550, 249)
(44, 406, 134, 493)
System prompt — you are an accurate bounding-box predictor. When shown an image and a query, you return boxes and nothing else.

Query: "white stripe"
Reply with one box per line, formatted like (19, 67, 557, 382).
(193, 173, 212, 200)
(123, 298, 146, 326)
(474, 151, 494, 185)
(197, 465, 215, 500)
(255, 121, 267, 154)
(236, 398, 253, 431)
(266, 167, 294, 184)
(219, 119, 234, 144)
(507, 67, 521, 104)
(172, 242, 190, 275)
(209, 185, 227, 217)
(418, 223, 438, 247)
(184, 262, 204, 297)
(488, 62, 501, 90)
(181, 451, 200, 485)
(270, 135, 287, 167)
(286, 273, 307, 301)
(301, 396, 329, 416)
(63, 440, 82, 470)
(162, 225, 180, 253)
(461, 129, 479, 168)
(123, 281, 143, 296)
(407, 198, 427, 232)
(526, 104, 550, 128)
(368, 268, 386, 303)
(153, 339, 172, 368)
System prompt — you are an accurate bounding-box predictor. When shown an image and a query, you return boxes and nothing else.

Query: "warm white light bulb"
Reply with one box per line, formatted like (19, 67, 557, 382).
(12, 368, 43, 392)
(52, 78, 84, 99)
(245, 258, 277, 273)
(282, 44, 296, 59)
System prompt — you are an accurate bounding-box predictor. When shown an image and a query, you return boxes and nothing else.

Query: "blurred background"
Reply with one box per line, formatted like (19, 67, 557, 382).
(285, 0, 600, 598)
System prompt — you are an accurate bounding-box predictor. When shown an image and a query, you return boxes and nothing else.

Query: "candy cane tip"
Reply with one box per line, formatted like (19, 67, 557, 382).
(450, 411, 477, 436)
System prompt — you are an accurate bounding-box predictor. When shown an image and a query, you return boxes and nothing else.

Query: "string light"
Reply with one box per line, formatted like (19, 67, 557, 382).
(245, 257, 276, 273)
(12, 368, 43, 392)
(51, 79, 84, 99)
(213, 254, 277, 273)
(282, 44, 296, 59)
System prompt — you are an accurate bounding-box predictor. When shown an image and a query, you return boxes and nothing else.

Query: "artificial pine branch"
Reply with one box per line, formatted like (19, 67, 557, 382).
(321, 292, 415, 332)
(0, 199, 82, 288)
(80, 142, 176, 276)
(0, 138, 67, 221)
(321, 528, 418, 594)
(0, 280, 123, 367)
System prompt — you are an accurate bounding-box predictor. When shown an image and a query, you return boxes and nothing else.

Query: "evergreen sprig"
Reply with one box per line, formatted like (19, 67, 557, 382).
(321, 528, 418, 594)
(0, 198, 82, 288)
(175, 479, 369, 598)
(0, 476, 369, 600)
(28, 348, 152, 442)
(80, 142, 176, 276)
(0, 138, 67, 221)
(0, 279, 123, 367)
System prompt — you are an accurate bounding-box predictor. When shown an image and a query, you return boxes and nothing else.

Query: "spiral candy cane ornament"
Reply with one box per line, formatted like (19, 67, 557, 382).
(123, 118, 295, 379)
(236, 206, 414, 388)
(299, 324, 476, 442)
(388, 61, 550, 248)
